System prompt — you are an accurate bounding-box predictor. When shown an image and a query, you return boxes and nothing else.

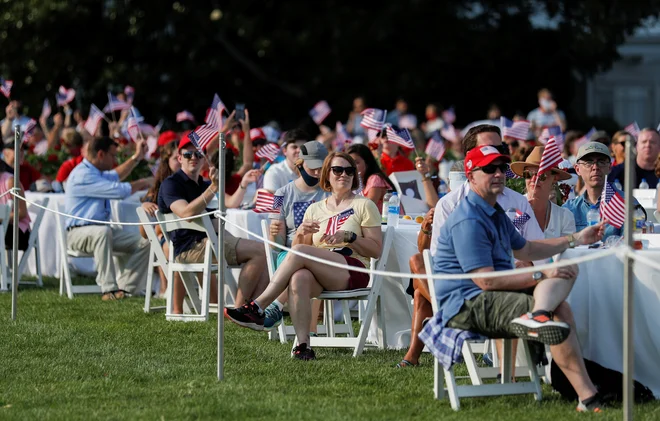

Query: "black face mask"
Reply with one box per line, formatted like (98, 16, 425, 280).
(298, 165, 319, 187)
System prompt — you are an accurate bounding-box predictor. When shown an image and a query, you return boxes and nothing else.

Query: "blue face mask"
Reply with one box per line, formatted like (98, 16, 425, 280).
(298, 165, 319, 187)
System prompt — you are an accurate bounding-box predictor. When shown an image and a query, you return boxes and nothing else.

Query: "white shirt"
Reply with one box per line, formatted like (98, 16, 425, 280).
(263, 160, 298, 193)
(431, 181, 544, 256)
(524, 195, 576, 239)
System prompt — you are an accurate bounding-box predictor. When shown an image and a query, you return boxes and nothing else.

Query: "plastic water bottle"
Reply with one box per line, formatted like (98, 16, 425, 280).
(587, 205, 600, 227)
(381, 192, 392, 224)
(639, 178, 649, 189)
(387, 192, 400, 228)
(614, 179, 623, 191)
(633, 206, 646, 232)
(437, 179, 448, 198)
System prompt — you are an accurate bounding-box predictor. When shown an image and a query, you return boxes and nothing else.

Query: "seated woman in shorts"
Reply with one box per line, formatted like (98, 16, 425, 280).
(225, 152, 383, 360)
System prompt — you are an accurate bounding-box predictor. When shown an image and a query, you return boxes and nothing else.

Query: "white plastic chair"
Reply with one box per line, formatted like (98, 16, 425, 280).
(136, 206, 168, 313)
(389, 170, 430, 214)
(55, 202, 102, 298)
(0, 204, 10, 291)
(422, 250, 542, 411)
(156, 211, 239, 322)
(291, 226, 394, 357)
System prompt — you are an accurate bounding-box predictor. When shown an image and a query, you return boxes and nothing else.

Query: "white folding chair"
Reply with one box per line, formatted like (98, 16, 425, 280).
(422, 250, 542, 411)
(55, 202, 102, 298)
(136, 206, 168, 313)
(291, 226, 393, 357)
(156, 211, 239, 322)
(5, 197, 49, 288)
(389, 170, 430, 214)
(0, 203, 10, 291)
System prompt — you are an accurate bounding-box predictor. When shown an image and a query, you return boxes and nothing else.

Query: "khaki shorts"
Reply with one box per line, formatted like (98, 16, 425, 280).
(175, 231, 240, 266)
(446, 291, 534, 339)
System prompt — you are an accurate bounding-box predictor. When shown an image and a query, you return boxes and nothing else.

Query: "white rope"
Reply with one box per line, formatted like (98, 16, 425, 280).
(216, 211, 627, 279)
(627, 250, 660, 272)
(11, 191, 217, 226)
(0, 187, 18, 200)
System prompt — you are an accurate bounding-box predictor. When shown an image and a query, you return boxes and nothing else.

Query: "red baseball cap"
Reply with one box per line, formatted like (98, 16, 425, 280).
(250, 127, 266, 141)
(464, 145, 511, 173)
(157, 130, 179, 147)
(178, 135, 192, 150)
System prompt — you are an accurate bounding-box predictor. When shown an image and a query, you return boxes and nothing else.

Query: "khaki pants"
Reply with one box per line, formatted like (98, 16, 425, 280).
(67, 225, 151, 294)
(176, 231, 240, 265)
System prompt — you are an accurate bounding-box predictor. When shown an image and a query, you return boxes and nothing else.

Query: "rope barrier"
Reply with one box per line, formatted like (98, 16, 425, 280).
(7, 189, 648, 280)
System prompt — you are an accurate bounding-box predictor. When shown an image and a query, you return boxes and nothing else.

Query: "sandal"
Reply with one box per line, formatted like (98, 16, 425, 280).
(101, 291, 125, 301)
(396, 359, 419, 368)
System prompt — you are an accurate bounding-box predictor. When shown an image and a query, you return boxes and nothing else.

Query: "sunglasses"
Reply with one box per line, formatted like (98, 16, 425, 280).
(522, 170, 548, 181)
(182, 151, 204, 160)
(474, 163, 508, 174)
(330, 166, 356, 177)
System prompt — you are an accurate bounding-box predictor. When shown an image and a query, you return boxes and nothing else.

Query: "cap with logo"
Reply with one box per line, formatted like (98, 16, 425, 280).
(575, 141, 611, 162)
(464, 145, 511, 174)
(299, 141, 328, 169)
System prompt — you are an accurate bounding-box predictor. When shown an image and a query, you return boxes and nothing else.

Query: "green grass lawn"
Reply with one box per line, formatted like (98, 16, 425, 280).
(1, 277, 659, 421)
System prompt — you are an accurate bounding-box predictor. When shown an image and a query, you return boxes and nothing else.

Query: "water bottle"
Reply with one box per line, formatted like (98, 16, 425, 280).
(437, 179, 448, 199)
(381, 192, 392, 224)
(639, 178, 649, 189)
(614, 179, 623, 191)
(633, 206, 645, 232)
(567, 186, 575, 200)
(387, 192, 400, 228)
(586, 205, 600, 227)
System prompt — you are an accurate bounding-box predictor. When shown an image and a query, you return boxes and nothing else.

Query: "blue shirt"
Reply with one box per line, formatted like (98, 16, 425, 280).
(65, 159, 131, 228)
(562, 188, 634, 240)
(432, 190, 527, 327)
(526, 107, 566, 128)
(158, 170, 211, 258)
(0, 115, 33, 132)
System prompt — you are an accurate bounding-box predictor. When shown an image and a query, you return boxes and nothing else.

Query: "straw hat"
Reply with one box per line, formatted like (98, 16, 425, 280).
(510, 146, 572, 181)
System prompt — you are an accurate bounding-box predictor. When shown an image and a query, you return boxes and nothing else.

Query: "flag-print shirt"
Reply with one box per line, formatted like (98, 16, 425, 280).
(275, 182, 328, 246)
(303, 196, 381, 268)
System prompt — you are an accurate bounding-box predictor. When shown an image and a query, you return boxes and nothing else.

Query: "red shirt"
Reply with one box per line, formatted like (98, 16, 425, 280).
(56, 156, 84, 183)
(20, 163, 41, 190)
(226, 173, 242, 195)
(380, 151, 415, 176)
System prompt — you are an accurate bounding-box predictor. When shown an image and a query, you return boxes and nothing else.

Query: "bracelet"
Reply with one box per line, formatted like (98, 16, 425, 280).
(421, 228, 432, 236)
(239, 183, 246, 190)
(202, 193, 208, 206)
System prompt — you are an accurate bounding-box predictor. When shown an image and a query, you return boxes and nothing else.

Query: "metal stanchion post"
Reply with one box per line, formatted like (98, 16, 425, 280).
(11, 126, 21, 320)
(622, 140, 634, 421)
(217, 133, 226, 381)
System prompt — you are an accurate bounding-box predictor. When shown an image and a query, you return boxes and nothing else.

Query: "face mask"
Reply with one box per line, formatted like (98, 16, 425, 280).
(298, 165, 319, 186)
(540, 99, 552, 110)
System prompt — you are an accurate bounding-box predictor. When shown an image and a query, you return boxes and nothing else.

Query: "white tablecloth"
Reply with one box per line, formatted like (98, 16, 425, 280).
(560, 248, 660, 397)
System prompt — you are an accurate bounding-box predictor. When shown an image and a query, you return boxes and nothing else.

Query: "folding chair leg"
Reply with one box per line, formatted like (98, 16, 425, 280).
(341, 301, 354, 337)
(444, 366, 461, 410)
(352, 293, 379, 357)
(376, 296, 386, 349)
(501, 340, 512, 384)
(433, 357, 445, 400)
(144, 249, 156, 313)
(35, 237, 43, 287)
(277, 318, 289, 344)
(522, 340, 543, 401)
(0, 249, 7, 292)
(462, 342, 483, 385)
(326, 300, 336, 337)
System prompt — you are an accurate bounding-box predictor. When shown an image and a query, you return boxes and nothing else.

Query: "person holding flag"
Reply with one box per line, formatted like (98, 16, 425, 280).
(379, 125, 415, 176)
(226, 152, 383, 361)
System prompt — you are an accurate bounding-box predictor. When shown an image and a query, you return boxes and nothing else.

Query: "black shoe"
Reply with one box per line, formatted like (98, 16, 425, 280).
(224, 301, 265, 331)
(577, 392, 606, 412)
(292, 343, 316, 361)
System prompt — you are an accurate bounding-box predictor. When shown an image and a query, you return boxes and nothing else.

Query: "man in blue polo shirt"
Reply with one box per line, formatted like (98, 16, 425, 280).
(158, 137, 269, 314)
(433, 145, 607, 412)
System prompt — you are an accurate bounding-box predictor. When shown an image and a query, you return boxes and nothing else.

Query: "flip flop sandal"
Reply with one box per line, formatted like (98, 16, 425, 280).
(101, 292, 117, 301)
(396, 359, 419, 368)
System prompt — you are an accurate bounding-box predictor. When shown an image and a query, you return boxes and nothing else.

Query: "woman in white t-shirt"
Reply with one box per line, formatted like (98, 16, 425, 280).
(225, 152, 383, 360)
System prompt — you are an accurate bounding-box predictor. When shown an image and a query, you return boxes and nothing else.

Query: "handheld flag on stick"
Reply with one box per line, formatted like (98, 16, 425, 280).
(0, 78, 13, 99)
(255, 143, 281, 163)
(538, 136, 563, 177)
(512, 210, 531, 231)
(624, 121, 640, 140)
(176, 110, 195, 123)
(84, 104, 105, 136)
(56, 86, 76, 106)
(385, 124, 415, 150)
(309, 101, 331, 125)
(500, 117, 530, 140)
(538, 126, 564, 148)
(360, 108, 387, 131)
(205, 93, 226, 129)
(253, 191, 284, 214)
(334, 122, 352, 151)
(103, 93, 130, 113)
(442, 107, 456, 124)
(41, 99, 52, 119)
(574, 127, 596, 150)
(124, 85, 135, 104)
(600, 182, 625, 228)
(324, 208, 355, 235)
(425, 131, 446, 161)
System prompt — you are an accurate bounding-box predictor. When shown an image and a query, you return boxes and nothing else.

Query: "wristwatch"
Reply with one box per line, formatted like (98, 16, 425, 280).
(344, 231, 357, 243)
(566, 233, 576, 248)
(532, 271, 544, 283)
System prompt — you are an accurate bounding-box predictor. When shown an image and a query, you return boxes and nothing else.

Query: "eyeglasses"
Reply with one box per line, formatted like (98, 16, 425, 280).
(182, 151, 204, 160)
(474, 163, 508, 174)
(330, 166, 356, 177)
(522, 170, 547, 181)
(578, 160, 610, 168)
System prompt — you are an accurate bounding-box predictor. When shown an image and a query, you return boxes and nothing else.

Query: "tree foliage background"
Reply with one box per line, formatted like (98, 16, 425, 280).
(1, 0, 659, 132)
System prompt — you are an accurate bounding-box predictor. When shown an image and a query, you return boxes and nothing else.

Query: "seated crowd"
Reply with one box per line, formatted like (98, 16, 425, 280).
(4, 87, 657, 413)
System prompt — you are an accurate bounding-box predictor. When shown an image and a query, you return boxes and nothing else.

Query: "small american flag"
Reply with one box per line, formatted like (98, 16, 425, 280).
(205, 93, 226, 129)
(538, 136, 563, 176)
(0, 78, 13, 98)
(500, 117, 530, 140)
(124, 85, 135, 104)
(255, 143, 280, 163)
(176, 110, 195, 123)
(56, 86, 75, 106)
(575, 127, 596, 150)
(442, 107, 456, 124)
(334, 121, 352, 151)
(425, 131, 446, 161)
(324, 208, 355, 235)
(84, 104, 105, 136)
(41, 99, 52, 119)
(512, 210, 531, 231)
(253, 191, 284, 214)
(103, 93, 131, 113)
(138, 122, 158, 137)
(366, 128, 380, 145)
(309, 100, 331, 125)
(385, 124, 415, 149)
(505, 165, 521, 179)
(360, 108, 387, 131)
(538, 126, 564, 148)
(624, 121, 640, 140)
(127, 117, 140, 142)
(22, 119, 37, 142)
(188, 124, 218, 152)
(600, 182, 625, 228)
(440, 123, 458, 142)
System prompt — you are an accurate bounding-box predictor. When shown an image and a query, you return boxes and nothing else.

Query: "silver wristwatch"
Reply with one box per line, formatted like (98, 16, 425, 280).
(532, 271, 543, 283)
